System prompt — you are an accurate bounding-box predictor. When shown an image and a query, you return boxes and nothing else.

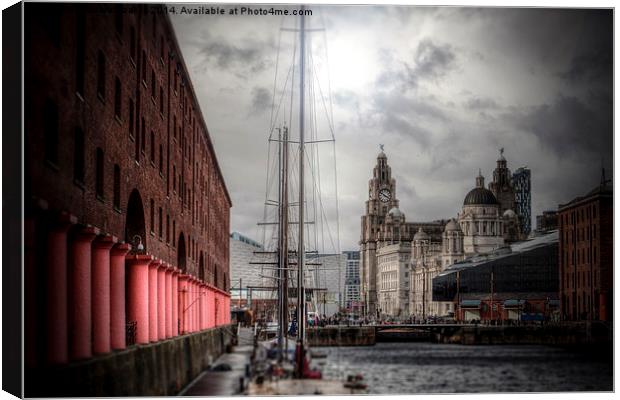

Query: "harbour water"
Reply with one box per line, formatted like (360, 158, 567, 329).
(318, 342, 613, 393)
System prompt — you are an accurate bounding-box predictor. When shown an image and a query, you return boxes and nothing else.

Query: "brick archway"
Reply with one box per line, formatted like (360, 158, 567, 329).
(125, 189, 146, 251)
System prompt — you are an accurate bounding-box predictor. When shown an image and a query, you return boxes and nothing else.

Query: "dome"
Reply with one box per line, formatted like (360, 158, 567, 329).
(463, 187, 498, 206)
(388, 207, 402, 218)
(503, 209, 517, 218)
(413, 227, 429, 240)
(444, 219, 461, 232)
(378, 151, 387, 159)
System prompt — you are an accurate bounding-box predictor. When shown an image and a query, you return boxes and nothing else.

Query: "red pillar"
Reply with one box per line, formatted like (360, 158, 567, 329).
(178, 275, 189, 334)
(45, 212, 77, 364)
(157, 264, 166, 340)
(206, 286, 215, 329)
(188, 277, 194, 333)
(110, 243, 131, 350)
(69, 225, 99, 361)
(148, 259, 161, 342)
(199, 283, 205, 330)
(192, 278, 198, 332)
(172, 269, 179, 336)
(164, 265, 173, 338)
(126, 254, 153, 344)
(92, 235, 117, 354)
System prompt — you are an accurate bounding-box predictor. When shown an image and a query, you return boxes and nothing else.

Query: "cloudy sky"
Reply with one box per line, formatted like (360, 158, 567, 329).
(170, 5, 612, 251)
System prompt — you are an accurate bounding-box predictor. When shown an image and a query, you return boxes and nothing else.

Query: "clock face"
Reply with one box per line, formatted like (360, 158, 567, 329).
(379, 188, 391, 203)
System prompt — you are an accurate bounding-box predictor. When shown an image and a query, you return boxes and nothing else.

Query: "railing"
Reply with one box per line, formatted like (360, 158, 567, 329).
(126, 321, 137, 346)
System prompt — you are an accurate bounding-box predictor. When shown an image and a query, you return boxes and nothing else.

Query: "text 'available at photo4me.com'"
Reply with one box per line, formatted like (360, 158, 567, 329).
(165, 5, 313, 16)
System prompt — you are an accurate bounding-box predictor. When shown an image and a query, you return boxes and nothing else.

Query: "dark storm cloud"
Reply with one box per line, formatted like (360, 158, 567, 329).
(504, 95, 612, 158)
(376, 39, 457, 91)
(197, 34, 274, 77)
(559, 48, 613, 85)
(413, 39, 457, 81)
(250, 86, 271, 113)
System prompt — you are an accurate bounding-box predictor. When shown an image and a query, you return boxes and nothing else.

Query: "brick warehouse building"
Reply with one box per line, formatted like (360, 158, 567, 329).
(25, 4, 232, 395)
(558, 175, 613, 321)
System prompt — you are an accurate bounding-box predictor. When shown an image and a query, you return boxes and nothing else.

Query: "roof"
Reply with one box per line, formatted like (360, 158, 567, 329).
(463, 187, 498, 206)
(559, 182, 613, 210)
(413, 227, 429, 240)
(444, 219, 461, 232)
(438, 230, 559, 277)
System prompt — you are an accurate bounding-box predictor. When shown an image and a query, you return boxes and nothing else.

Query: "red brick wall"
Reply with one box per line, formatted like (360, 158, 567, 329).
(25, 4, 231, 291)
(559, 191, 612, 321)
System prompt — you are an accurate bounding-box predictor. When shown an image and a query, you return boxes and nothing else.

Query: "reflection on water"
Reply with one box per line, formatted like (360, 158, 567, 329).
(317, 342, 612, 393)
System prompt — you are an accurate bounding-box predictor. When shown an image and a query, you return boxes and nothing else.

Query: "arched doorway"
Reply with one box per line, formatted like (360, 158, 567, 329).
(177, 233, 186, 272)
(198, 252, 205, 281)
(125, 189, 146, 251)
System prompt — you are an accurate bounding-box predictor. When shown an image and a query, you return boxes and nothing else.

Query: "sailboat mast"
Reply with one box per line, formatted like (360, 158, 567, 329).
(282, 127, 289, 352)
(297, 6, 306, 345)
(276, 128, 284, 359)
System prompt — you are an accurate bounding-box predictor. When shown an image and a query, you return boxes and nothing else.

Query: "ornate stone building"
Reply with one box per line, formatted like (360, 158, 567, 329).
(458, 172, 505, 255)
(377, 241, 411, 317)
(360, 148, 530, 319)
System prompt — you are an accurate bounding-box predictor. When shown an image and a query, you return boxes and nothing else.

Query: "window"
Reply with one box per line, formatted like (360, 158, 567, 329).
(129, 26, 136, 62)
(128, 98, 134, 137)
(166, 214, 170, 243)
(114, 77, 122, 118)
(151, 69, 156, 98)
(76, 10, 85, 96)
(141, 117, 146, 154)
(158, 207, 163, 238)
(150, 131, 155, 163)
(73, 127, 85, 183)
(113, 164, 121, 210)
(141, 50, 147, 84)
(44, 99, 59, 166)
(97, 50, 106, 100)
(173, 115, 177, 140)
(173, 166, 176, 192)
(150, 199, 155, 234)
(172, 220, 176, 247)
(159, 86, 164, 113)
(159, 144, 163, 174)
(95, 148, 104, 199)
(160, 36, 164, 60)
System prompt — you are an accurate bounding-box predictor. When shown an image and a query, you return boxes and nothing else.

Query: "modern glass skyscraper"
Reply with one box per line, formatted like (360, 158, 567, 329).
(343, 251, 361, 313)
(512, 167, 532, 236)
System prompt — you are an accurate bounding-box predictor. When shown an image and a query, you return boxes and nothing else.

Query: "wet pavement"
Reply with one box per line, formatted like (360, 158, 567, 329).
(179, 328, 254, 396)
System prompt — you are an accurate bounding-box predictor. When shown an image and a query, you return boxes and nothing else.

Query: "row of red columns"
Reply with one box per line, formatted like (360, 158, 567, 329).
(25, 212, 231, 367)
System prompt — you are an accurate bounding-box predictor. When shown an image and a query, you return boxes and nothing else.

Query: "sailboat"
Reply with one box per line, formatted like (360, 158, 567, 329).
(245, 6, 367, 394)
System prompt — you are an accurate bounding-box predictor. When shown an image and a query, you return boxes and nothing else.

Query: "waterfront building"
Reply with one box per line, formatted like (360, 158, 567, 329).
(343, 251, 362, 314)
(24, 3, 231, 389)
(512, 167, 532, 236)
(536, 210, 559, 233)
(432, 231, 560, 322)
(360, 150, 400, 317)
(458, 172, 505, 254)
(377, 242, 411, 317)
(488, 149, 516, 216)
(558, 175, 612, 321)
(229, 232, 277, 317)
(360, 149, 530, 319)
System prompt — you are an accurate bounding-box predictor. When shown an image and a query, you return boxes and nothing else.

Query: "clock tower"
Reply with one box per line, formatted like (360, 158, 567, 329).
(359, 148, 399, 317)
